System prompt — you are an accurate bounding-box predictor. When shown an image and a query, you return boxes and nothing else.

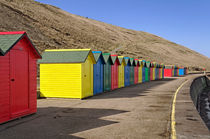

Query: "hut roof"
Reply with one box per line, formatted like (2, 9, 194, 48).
(38, 49, 96, 64)
(0, 31, 41, 57)
(124, 57, 131, 65)
(117, 56, 125, 65)
(92, 51, 105, 63)
(102, 53, 112, 64)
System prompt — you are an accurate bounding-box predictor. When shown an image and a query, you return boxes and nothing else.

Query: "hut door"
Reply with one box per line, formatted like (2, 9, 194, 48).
(83, 56, 91, 95)
(10, 49, 29, 117)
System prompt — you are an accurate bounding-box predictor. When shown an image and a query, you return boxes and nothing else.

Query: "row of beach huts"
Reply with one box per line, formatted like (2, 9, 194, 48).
(38, 49, 188, 99)
(0, 31, 188, 124)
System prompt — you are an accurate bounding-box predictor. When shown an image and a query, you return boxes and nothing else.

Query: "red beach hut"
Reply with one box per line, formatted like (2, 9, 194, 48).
(0, 31, 41, 124)
(164, 65, 173, 77)
(150, 62, 154, 80)
(111, 55, 120, 90)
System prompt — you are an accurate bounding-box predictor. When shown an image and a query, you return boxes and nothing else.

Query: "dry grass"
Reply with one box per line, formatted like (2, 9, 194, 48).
(0, 0, 209, 70)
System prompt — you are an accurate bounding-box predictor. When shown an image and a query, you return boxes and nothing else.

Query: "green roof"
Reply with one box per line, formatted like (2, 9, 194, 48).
(134, 59, 139, 66)
(102, 53, 112, 64)
(142, 60, 146, 67)
(38, 49, 95, 63)
(0, 33, 41, 58)
(165, 65, 173, 69)
(110, 56, 117, 64)
(93, 52, 100, 62)
(0, 34, 23, 55)
(153, 62, 157, 68)
(124, 57, 131, 65)
(130, 58, 135, 66)
(139, 60, 142, 66)
(118, 56, 124, 65)
(92, 51, 105, 63)
(146, 61, 151, 68)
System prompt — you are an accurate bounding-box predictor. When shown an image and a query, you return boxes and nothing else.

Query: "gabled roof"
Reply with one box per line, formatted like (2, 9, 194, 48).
(153, 62, 157, 68)
(134, 59, 139, 66)
(110, 54, 118, 64)
(130, 58, 135, 66)
(139, 60, 143, 66)
(38, 49, 96, 64)
(142, 60, 146, 67)
(151, 62, 156, 68)
(102, 53, 112, 64)
(0, 31, 41, 58)
(92, 51, 105, 64)
(150, 62, 153, 67)
(124, 57, 131, 65)
(146, 61, 151, 68)
(118, 56, 125, 65)
(165, 65, 174, 69)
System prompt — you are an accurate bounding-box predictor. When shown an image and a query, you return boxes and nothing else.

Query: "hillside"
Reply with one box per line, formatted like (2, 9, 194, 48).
(0, 0, 209, 70)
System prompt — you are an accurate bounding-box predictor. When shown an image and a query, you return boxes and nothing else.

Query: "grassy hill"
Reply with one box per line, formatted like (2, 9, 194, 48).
(0, 0, 209, 70)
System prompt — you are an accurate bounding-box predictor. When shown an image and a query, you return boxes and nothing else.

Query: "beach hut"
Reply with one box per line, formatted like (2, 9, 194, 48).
(39, 49, 96, 99)
(145, 61, 151, 82)
(118, 56, 125, 88)
(138, 60, 143, 83)
(111, 55, 119, 90)
(158, 65, 160, 79)
(178, 67, 185, 76)
(153, 62, 157, 80)
(130, 58, 135, 85)
(162, 64, 165, 79)
(134, 59, 139, 84)
(164, 65, 173, 77)
(142, 60, 146, 82)
(0, 31, 41, 124)
(176, 66, 179, 76)
(184, 67, 188, 75)
(159, 64, 164, 79)
(92, 51, 105, 95)
(150, 62, 154, 81)
(124, 57, 131, 86)
(172, 66, 175, 77)
(173, 65, 177, 77)
(102, 53, 112, 92)
(156, 64, 160, 80)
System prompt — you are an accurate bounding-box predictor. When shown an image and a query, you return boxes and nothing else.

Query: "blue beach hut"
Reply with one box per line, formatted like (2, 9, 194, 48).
(142, 60, 146, 82)
(178, 67, 185, 76)
(92, 51, 105, 95)
(124, 57, 131, 87)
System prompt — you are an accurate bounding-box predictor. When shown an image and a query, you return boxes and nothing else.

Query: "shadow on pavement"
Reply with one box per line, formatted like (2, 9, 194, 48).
(0, 107, 128, 139)
(89, 78, 176, 100)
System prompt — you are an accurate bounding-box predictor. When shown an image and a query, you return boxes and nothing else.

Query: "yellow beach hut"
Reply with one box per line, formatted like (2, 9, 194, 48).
(118, 56, 125, 88)
(138, 60, 143, 83)
(38, 49, 96, 99)
(152, 62, 157, 80)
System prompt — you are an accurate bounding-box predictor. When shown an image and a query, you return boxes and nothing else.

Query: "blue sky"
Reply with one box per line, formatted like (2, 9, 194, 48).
(36, 0, 210, 58)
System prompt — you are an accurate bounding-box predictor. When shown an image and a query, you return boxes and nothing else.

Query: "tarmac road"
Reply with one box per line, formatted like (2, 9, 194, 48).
(0, 75, 205, 139)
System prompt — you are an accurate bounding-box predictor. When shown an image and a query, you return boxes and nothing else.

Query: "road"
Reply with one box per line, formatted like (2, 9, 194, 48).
(0, 75, 207, 138)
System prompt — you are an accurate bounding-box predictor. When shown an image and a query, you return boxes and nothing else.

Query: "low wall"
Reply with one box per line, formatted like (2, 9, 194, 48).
(190, 75, 209, 110)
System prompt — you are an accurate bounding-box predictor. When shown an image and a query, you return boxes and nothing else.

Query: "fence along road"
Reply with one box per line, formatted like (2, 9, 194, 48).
(0, 75, 209, 138)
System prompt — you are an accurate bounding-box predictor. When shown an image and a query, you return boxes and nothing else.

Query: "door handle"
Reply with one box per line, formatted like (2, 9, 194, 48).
(11, 79, 15, 82)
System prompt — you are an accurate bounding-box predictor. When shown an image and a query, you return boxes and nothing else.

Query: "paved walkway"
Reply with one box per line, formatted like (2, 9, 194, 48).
(0, 75, 209, 138)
